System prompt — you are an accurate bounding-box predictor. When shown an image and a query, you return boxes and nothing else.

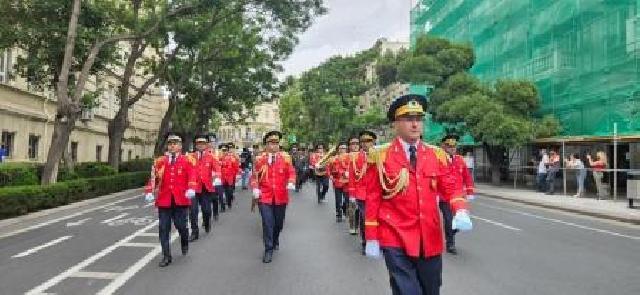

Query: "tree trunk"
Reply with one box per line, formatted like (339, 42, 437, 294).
(41, 116, 77, 184)
(154, 98, 176, 156)
(485, 144, 505, 185)
(107, 107, 129, 171)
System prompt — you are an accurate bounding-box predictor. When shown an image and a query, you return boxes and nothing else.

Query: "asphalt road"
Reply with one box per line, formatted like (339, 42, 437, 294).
(0, 183, 639, 295)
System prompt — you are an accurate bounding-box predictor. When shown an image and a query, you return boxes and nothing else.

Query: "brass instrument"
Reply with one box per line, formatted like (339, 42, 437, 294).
(314, 145, 337, 176)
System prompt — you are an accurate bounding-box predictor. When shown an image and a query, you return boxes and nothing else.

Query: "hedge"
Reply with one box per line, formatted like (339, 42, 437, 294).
(0, 171, 148, 219)
(0, 159, 152, 187)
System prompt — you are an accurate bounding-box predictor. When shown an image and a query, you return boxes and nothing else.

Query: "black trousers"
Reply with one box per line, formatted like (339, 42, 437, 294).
(224, 184, 235, 208)
(333, 187, 345, 217)
(214, 185, 224, 212)
(258, 203, 287, 252)
(356, 199, 366, 248)
(315, 176, 329, 202)
(383, 247, 442, 295)
(158, 201, 189, 258)
(189, 190, 212, 235)
(438, 201, 455, 248)
(295, 169, 305, 191)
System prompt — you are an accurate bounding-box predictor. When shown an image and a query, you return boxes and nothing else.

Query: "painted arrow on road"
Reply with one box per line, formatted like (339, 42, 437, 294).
(66, 218, 92, 227)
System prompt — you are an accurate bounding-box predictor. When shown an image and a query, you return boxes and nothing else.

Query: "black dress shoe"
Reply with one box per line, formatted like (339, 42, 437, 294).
(446, 246, 458, 255)
(159, 256, 172, 267)
(182, 244, 189, 255)
(262, 251, 273, 263)
(204, 223, 211, 233)
(188, 233, 199, 242)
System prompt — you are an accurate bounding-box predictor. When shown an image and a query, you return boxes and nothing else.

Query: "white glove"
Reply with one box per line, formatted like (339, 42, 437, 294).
(185, 189, 196, 199)
(287, 182, 295, 191)
(452, 210, 473, 232)
(467, 194, 476, 201)
(349, 197, 356, 204)
(252, 188, 261, 199)
(365, 240, 382, 259)
(344, 171, 349, 177)
(144, 193, 155, 203)
(213, 178, 222, 186)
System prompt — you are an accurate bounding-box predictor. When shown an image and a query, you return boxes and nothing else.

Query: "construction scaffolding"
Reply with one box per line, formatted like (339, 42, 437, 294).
(411, 0, 640, 138)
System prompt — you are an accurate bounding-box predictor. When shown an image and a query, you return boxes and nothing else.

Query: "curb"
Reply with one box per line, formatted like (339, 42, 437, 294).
(477, 191, 640, 226)
(0, 188, 144, 229)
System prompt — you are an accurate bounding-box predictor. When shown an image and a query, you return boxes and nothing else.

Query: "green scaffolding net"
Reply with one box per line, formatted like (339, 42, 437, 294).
(411, 0, 640, 139)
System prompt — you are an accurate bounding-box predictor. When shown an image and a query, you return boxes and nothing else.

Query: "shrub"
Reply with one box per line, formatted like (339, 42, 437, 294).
(119, 158, 153, 173)
(0, 172, 148, 219)
(0, 163, 39, 187)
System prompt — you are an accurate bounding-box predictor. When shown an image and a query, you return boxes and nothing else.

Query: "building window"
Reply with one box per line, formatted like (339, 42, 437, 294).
(128, 150, 132, 161)
(70, 142, 78, 163)
(96, 145, 103, 162)
(119, 148, 123, 161)
(28, 135, 39, 160)
(1, 131, 15, 158)
(0, 49, 11, 83)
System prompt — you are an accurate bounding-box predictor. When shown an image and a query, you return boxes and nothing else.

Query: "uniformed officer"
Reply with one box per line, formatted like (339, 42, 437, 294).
(440, 134, 475, 255)
(221, 143, 241, 209)
(345, 135, 360, 235)
(188, 135, 222, 242)
(352, 130, 377, 255)
(364, 95, 473, 294)
(329, 142, 349, 222)
(217, 144, 228, 212)
(310, 144, 329, 203)
(250, 131, 296, 263)
(144, 134, 197, 267)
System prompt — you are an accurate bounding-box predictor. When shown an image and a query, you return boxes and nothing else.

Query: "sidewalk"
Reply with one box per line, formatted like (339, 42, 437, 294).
(475, 183, 640, 225)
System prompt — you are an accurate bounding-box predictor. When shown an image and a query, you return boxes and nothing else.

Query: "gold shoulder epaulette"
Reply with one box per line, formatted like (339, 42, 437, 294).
(424, 143, 447, 165)
(185, 153, 197, 165)
(154, 156, 165, 165)
(368, 143, 390, 164)
(280, 152, 292, 164)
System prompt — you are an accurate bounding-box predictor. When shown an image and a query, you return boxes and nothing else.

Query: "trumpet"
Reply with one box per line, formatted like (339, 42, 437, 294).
(314, 145, 338, 176)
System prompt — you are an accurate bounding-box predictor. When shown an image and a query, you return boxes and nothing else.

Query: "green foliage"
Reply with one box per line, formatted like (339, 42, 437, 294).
(74, 162, 117, 178)
(119, 158, 153, 173)
(0, 172, 147, 219)
(0, 163, 40, 187)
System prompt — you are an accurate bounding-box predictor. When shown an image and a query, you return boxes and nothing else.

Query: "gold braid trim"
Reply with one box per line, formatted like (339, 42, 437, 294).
(370, 145, 408, 199)
(351, 152, 368, 181)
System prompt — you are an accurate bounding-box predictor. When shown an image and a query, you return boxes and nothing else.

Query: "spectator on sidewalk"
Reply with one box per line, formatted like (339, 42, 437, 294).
(0, 146, 5, 163)
(240, 147, 252, 190)
(587, 151, 608, 199)
(545, 150, 560, 195)
(565, 153, 586, 197)
(537, 149, 549, 192)
(464, 152, 475, 182)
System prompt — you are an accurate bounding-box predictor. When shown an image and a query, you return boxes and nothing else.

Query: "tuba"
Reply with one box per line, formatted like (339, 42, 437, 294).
(314, 145, 338, 176)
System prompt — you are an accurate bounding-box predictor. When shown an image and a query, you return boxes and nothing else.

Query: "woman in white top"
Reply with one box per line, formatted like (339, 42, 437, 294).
(565, 153, 586, 197)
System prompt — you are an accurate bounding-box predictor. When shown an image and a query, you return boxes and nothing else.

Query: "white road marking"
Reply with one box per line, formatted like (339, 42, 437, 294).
(136, 232, 157, 237)
(471, 215, 522, 231)
(65, 218, 92, 227)
(101, 213, 129, 224)
(12, 236, 73, 258)
(122, 242, 156, 248)
(103, 205, 140, 212)
(70, 271, 121, 280)
(96, 233, 178, 295)
(0, 195, 139, 239)
(25, 221, 158, 295)
(143, 202, 155, 208)
(477, 202, 640, 241)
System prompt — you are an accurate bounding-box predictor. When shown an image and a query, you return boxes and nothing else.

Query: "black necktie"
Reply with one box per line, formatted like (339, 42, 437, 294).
(170, 153, 176, 165)
(409, 145, 417, 170)
(270, 154, 274, 166)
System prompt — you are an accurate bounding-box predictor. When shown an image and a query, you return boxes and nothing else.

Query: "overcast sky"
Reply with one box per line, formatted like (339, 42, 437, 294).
(279, 0, 412, 78)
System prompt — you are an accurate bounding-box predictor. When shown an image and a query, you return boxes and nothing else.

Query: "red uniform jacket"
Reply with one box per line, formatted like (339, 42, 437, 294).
(348, 151, 368, 200)
(221, 153, 240, 186)
(441, 154, 474, 200)
(250, 152, 296, 205)
(309, 152, 327, 176)
(364, 138, 468, 258)
(189, 150, 221, 194)
(329, 154, 349, 189)
(145, 153, 198, 208)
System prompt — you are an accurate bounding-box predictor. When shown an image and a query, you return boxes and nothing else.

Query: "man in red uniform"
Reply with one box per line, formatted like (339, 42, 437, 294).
(144, 134, 197, 267)
(221, 143, 241, 210)
(188, 135, 222, 242)
(345, 135, 360, 235)
(310, 144, 329, 203)
(439, 134, 475, 254)
(352, 130, 377, 255)
(329, 142, 349, 222)
(251, 131, 296, 263)
(364, 95, 473, 294)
